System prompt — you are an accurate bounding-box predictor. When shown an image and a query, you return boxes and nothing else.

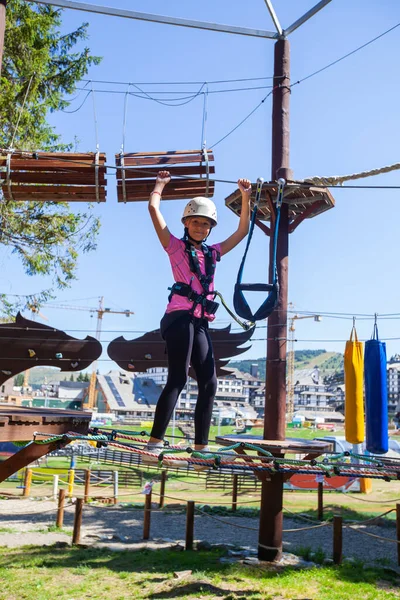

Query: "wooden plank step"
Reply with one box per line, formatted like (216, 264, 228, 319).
(117, 189, 213, 202)
(0, 162, 105, 173)
(0, 152, 106, 160)
(118, 153, 213, 167)
(117, 149, 212, 158)
(3, 192, 106, 202)
(117, 179, 213, 193)
(0, 172, 106, 184)
(3, 185, 106, 194)
(116, 164, 214, 180)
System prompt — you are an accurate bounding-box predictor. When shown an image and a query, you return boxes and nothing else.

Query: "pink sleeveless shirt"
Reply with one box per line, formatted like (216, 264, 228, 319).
(165, 234, 221, 321)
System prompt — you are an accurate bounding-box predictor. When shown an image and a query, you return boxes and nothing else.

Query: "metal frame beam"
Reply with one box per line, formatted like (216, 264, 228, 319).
(263, 0, 282, 36)
(33, 0, 278, 39)
(283, 0, 333, 36)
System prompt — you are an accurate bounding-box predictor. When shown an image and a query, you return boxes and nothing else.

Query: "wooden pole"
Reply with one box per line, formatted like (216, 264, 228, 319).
(232, 474, 238, 512)
(258, 37, 293, 562)
(0, 1, 6, 77)
(159, 470, 167, 508)
(333, 516, 343, 564)
(143, 490, 152, 540)
(56, 488, 66, 528)
(185, 501, 195, 550)
(317, 481, 324, 521)
(396, 503, 400, 567)
(84, 469, 91, 503)
(23, 469, 32, 497)
(72, 498, 83, 545)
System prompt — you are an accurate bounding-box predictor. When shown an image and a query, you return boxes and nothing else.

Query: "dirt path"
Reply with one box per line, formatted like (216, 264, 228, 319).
(0, 498, 398, 567)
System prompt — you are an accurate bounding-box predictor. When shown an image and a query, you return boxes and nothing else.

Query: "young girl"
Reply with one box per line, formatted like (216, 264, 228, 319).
(144, 170, 252, 464)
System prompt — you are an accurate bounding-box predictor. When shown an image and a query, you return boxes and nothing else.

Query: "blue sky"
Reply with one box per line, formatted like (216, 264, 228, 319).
(4, 0, 400, 368)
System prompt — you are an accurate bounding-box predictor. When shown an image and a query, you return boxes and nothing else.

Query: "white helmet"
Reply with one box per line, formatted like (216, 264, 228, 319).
(181, 197, 217, 227)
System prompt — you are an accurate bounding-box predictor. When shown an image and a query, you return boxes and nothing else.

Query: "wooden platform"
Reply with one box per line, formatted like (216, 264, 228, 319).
(215, 434, 334, 456)
(0, 407, 91, 442)
(0, 151, 107, 202)
(115, 149, 215, 202)
(225, 181, 335, 233)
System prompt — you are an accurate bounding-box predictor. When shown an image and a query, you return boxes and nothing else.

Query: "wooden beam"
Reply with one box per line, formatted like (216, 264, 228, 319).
(0, 438, 71, 483)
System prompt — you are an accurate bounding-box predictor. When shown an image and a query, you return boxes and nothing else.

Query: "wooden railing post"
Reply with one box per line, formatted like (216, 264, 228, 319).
(72, 498, 83, 545)
(185, 501, 195, 550)
(56, 488, 66, 528)
(333, 516, 343, 565)
(232, 474, 238, 512)
(143, 490, 152, 540)
(159, 470, 167, 508)
(84, 469, 91, 503)
(317, 481, 323, 521)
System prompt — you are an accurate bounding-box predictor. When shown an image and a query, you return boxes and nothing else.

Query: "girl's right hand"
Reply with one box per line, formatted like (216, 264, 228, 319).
(156, 170, 171, 186)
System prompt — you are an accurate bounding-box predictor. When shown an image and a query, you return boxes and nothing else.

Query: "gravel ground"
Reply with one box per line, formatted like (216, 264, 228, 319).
(0, 499, 397, 567)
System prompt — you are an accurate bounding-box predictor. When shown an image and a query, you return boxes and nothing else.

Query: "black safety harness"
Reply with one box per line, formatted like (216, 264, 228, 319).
(168, 235, 221, 318)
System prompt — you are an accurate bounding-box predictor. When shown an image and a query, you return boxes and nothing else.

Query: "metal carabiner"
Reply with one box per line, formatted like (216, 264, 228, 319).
(276, 177, 286, 209)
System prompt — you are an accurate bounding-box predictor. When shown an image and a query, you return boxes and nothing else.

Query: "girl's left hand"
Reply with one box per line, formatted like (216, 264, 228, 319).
(238, 178, 252, 195)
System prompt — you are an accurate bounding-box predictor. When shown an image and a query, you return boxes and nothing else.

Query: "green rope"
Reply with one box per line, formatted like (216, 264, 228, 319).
(213, 291, 254, 331)
(34, 433, 109, 445)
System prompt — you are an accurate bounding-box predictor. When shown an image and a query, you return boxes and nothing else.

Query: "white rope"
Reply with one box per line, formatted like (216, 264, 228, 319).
(304, 162, 400, 187)
(121, 85, 130, 154)
(9, 74, 34, 149)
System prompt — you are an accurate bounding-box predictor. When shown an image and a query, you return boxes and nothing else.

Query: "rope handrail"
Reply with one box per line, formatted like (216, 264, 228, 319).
(345, 525, 399, 544)
(304, 162, 400, 187)
(345, 508, 396, 525)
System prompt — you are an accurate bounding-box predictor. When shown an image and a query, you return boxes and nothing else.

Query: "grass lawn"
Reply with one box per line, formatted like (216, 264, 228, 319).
(0, 546, 398, 600)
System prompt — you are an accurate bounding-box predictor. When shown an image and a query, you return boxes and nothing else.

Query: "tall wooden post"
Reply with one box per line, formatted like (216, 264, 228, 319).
(258, 37, 292, 562)
(0, 1, 6, 77)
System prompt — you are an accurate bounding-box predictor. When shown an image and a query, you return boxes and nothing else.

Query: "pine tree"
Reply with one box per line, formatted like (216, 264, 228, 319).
(0, 1, 102, 315)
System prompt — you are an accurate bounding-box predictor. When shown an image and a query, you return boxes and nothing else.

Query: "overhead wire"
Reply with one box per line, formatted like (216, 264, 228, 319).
(80, 76, 280, 86)
(292, 20, 400, 87)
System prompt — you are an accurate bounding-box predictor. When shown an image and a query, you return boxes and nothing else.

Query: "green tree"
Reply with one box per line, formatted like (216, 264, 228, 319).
(69, 373, 74, 382)
(0, 1, 102, 315)
(14, 372, 24, 386)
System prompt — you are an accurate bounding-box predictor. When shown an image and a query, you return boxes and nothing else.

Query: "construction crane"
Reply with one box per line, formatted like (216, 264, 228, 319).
(45, 297, 134, 409)
(22, 303, 48, 392)
(287, 307, 321, 423)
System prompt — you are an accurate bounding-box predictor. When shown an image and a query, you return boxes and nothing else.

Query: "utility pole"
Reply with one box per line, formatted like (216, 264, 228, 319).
(258, 37, 292, 562)
(0, 1, 6, 76)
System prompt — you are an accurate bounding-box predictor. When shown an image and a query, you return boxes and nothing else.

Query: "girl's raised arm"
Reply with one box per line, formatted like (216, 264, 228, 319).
(148, 171, 171, 248)
(219, 178, 252, 256)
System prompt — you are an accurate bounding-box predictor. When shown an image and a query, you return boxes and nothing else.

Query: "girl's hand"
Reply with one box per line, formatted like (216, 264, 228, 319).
(155, 170, 171, 186)
(238, 178, 252, 196)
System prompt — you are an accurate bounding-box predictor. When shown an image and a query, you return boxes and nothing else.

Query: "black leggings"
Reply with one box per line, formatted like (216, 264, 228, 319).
(150, 312, 217, 445)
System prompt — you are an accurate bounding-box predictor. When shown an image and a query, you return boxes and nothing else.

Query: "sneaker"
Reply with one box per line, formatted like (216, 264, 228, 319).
(141, 442, 164, 466)
(142, 442, 188, 469)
